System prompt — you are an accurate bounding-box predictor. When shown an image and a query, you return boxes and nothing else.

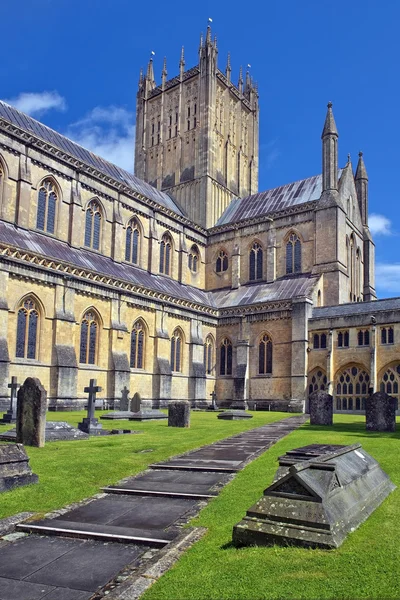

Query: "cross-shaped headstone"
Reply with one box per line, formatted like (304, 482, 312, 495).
(84, 379, 102, 421)
(8, 377, 20, 419)
(210, 390, 217, 410)
(120, 386, 130, 411)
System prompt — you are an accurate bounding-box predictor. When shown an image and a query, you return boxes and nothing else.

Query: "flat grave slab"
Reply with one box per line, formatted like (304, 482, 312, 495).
(129, 409, 168, 421)
(233, 443, 396, 549)
(100, 411, 135, 420)
(218, 410, 253, 420)
(0, 421, 89, 443)
(0, 577, 56, 600)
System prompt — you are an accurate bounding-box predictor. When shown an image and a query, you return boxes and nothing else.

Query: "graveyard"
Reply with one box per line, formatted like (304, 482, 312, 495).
(0, 380, 399, 599)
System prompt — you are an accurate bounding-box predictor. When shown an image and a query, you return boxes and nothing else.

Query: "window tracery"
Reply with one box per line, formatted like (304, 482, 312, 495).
(84, 200, 102, 251)
(170, 329, 183, 372)
(216, 249, 228, 273)
(160, 233, 172, 275)
(125, 218, 140, 264)
(16, 298, 39, 359)
(335, 365, 369, 411)
(258, 333, 272, 375)
(286, 233, 301, 274)
(36, 179, 57, 234)
(79, 310, 98, 364)
(249, 242, 263, 281)
(204, 335, 214, 375)
(188, 245, 200, 273)
(220, 338, 232, 375)
(130, 320, 145, 369)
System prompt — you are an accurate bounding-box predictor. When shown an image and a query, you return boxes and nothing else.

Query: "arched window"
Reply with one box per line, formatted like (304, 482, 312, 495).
(308, 368, 328, 396)
(36, 179, 57, 234)
(79, 310, 98, 364)
(16, 298, 39, 359)
(381, 327, 394, 345)
(357, 329, 370, 346)
(204, 335, 214, 375)
(335, 365, 370, 411)
(125, 219, 140, 264)
(160, 233, 172, 275)
(380, 364, 400, 405)
(258, 333, 273, 375)
(338, 330, 349, 348)
(84, 200, 102, 251)
(188, 245, 200, 273)
(249, 242, 263, 281)
(170, 329, 183, 372)
(130, 320, 145, 369)
(216, 249, 228, 273)
(286, 233, 301, 274)
(220, 338, 233, 376)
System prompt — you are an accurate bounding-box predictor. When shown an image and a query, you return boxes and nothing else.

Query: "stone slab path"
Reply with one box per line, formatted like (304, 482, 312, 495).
(0, 414, 307, 599)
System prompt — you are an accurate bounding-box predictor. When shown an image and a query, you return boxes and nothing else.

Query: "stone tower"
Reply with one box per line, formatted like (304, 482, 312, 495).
(134, 26, 259, 229)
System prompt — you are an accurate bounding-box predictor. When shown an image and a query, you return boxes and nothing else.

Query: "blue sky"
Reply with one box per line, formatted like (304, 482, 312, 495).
(1, 0, 399, 297)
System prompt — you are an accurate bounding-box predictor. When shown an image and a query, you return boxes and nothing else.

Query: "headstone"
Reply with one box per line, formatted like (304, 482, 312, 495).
(309, 390, 333, 426)
(130, 392, 142, 413)
(218, 410, 253, 420)
(129, 398, 168, 421)
(77, 379, 104, 435)
(366, 391, 396, 432)
(233, 443, 396, 549)
(16, 378, 47, 448)
(168, 401, 190, 428)
(120, 386, 130, 411)
(207, 390, 218, 411)
(0, 443, 38, 492)
(0, 377, 20, 424)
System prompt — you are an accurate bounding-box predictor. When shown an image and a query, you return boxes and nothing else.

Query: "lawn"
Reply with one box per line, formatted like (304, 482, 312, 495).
(142, 415, 400, 600)
(0, 409, 290, 520)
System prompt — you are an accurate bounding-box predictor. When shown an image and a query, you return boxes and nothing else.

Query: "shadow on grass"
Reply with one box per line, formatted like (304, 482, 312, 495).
(302, 421, 400, 439)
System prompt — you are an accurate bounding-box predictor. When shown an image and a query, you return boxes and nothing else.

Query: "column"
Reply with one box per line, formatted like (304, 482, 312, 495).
(188, 317, 206, 407)
(290, 298, 313, 412)
(0, 271, 10, 408)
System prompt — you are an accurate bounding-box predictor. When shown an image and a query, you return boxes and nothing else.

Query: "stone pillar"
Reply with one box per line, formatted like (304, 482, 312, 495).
(16, 151, 32, 228)
(231, 244, 241, 289)
(109, 295, 130, 407)
(266, 222, 276, 282)
(168, 400, 190, 427)
(152, 307, 172, 407)
(16, 377, 47, 447)
(0, 271, 10, 410)
(111, 195, 124, 263)
(370, 320, 378, 393)
(178, 232, 187, 284)
(327, 329, 334, 396)
(148, 216, 159, 274)
(232, 339, 249, 409)
(291, 298, 313, 412)
(309, 390, 333, 425)
(366, 391, 396, 432)
(0, 165, 13, 222)
(68, 176, 83, 248)
(188, 317, 206, 407)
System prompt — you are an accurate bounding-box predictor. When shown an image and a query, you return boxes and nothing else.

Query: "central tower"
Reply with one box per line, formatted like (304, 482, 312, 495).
(134, 26, 259, 229)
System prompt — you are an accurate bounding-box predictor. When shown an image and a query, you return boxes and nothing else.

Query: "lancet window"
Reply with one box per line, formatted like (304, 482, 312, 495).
(130, 320, 145, 369)
(16, 298, 39, 359)
(258, 333, 273, 375)
(286, 233, 301, 274)
(204, 335, 215, 375)
(36, 179, 57, 234)
(79, 310, 98, 364)
(160, 233, 172, 275)
(188, 245, 200, 273)
(249, 242, 263, 281)
(170, 329, 183, 372)
(125, 219, 140, 264)
(220, 338, 233, 376)
(216, 250, 228, 273)
(84, 200, 102, 251)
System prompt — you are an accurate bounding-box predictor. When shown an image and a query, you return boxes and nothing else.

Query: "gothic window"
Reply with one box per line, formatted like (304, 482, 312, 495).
(84, 200, 102, 251)
(130, 320, 145, 369)
(79, 310, 98, 364)
(258, 333, 273, 375)
(204, 335, 214, 375)
(160, 233, 173, 275)
(36, 179, 57, 234)
(170, 329, 183, 372)
(216, 250, 228, 273)
(335, 365, 369, 411)
(249, 242, 263, 281)
(313, 333, 327, 349)
(16, 298, 39, 359)
(188, 245, 200, 273)
(380, 364, 400, 403)
(381, 327, 394, 345)
(338, 330, 350, 348)
(220, 338, 233, 376)
(125, 218, 140, 264)
(308, 369, 328, 396)
(286, 233, 301, 274)
(357, 329, 370, 346)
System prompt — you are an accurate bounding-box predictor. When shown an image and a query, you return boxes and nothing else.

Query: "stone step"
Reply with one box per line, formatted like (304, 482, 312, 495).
(103, 483, 216, 500)
(17, 519, 176, 547)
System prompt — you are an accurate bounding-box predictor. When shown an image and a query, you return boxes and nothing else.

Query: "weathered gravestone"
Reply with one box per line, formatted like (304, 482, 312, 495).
(0, 443, 38, 492)
(366, 391, 396, 432)
(233, 443, 395, 549)
(168, 401, 190, 428)
(309, 390, 333, 426)
(130, 392, 142, 413)
(100, 386, 135, 420)
(16, 378, 47, 448)
(0, 376, 20, 424)
(77, 379, 104, 435)
(207, 390, 222, 411)
(120, 386, 130, 411)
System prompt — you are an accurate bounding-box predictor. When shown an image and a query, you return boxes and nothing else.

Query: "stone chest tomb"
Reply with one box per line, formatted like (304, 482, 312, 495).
(233, 443, 395, 549)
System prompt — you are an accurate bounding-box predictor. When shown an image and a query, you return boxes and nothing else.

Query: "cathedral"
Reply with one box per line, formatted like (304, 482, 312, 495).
(0, 27, 399, 414)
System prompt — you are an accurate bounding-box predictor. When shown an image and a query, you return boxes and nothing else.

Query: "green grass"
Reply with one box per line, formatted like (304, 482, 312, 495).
(142, 415, 400, 600)
(0, 409, 289, 520)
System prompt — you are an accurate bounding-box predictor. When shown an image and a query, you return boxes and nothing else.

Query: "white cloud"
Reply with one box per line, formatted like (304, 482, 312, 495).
(260, 139, 281, 170)
(375, 263, 400, 295)
(65, 105, 135, 173)
(369, 214, 392, 236)
(3, 91, 67, 116)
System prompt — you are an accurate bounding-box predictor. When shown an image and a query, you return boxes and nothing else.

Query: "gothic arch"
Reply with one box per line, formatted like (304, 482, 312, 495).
(219, 336, 233, 376)
(170, 327, 185, 372)
(84, 198, 104, 251)
(248, 239, 264, 282)
(284, 229, 302, 274)
(79, 307, 102, 365)
(258, 331, 273, 375)
(204, 333, 215, 375)
(15, 294, 43, 360)
(35, 176, 61, 235)
(130, 318, 148, 369)
(334, 363, 370, 411)
(188, 244, 201, 273)
(378, 362, 400, 404)
(13, 292, 46, 318)
(215, 247, 229, 273)
(160, 231, 174, 276)
(125, 216, 143, 265)
(308, 367, 327, 396)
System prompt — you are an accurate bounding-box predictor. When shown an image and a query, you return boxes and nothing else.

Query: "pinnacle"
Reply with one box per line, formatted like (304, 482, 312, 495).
(322, 101, 338, 138)
(355, 151, 368, 180)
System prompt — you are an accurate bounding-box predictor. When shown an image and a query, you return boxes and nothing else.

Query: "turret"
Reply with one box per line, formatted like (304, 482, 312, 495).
(161, 57, 167, 89)
(355, 151, 368, 226)
(321, 102, 339, 192)
(226, 52, 231, 83)
(144, 57, 156, 96)
(179, 46, 185, 79)
(238, 66, 243, 94)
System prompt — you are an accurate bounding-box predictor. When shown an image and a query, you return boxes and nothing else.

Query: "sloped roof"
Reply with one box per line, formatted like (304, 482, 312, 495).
(0, 221, 213, 308)
(213, 274, 320, 308)
(312, 298, 400, 320)
(0, 100, 184, 216)
(216, 174, 322, 226)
